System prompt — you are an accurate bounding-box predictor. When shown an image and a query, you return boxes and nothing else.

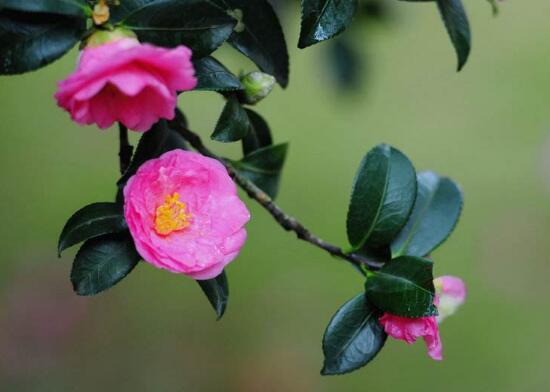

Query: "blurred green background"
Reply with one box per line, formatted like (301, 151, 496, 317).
(1, 1, 550, 391)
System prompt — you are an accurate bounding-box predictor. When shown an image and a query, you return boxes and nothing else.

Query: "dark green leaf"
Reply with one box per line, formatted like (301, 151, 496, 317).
(118, 116, 188, 188)
(198, 270, 229, 319)
(322, 293, 386, 375)
(211, 0, 289, 87)
(193, 56, 243, 92)
(233, 143, 288, 199)
(391, 171, 463, 258)
(354, 244, 392, 265)
(299, 0, 358, 49)
(346, 144, 417, 250)
(110, 0, 156, 22)
(437, 0, 471, 71)
(0, 10, 85, 74)
(211, 95, 250, 142)
(365, 256, 436, 317)
(71, 233, 141, 296)
(241, 109, 272, 156)
(58, 202, 127, 256)
(0, 0, 89, 17)
(123, 0, 236, 58)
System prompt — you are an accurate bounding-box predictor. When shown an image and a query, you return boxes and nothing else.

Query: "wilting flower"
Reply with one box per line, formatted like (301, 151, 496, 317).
(123, 150, 250, 280)
(379, 275, 466, 361)
(379, 313, 442, 360)
(55, 31, 196, 132)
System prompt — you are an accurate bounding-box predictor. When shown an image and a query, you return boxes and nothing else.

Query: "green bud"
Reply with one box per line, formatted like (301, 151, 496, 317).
(85, 27, 138, 48)
(239, 71, 276, 105)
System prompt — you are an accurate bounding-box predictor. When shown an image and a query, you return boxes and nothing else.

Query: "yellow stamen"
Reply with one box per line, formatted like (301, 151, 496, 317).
(154, 193, 192, 236)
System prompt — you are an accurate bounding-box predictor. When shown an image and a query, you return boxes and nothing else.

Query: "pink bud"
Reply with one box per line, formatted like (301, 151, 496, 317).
(434, 276, 467, 323)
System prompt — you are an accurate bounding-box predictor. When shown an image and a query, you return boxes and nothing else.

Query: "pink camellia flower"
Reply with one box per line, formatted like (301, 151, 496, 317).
(379, 276, 466, 361)
(55, 34, 196, 132)
(123, 150, 250, 280)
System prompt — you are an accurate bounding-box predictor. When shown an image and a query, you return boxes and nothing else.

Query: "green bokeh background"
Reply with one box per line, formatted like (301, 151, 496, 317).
(1, 2, 550, 391)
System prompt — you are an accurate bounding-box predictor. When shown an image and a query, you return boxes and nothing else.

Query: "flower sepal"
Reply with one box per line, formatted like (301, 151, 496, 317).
(85, 27, 138, 48)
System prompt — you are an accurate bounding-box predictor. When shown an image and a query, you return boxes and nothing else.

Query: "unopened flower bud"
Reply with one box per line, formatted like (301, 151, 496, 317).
(240, 71, 276, 105)
(434, 276, 466, 323)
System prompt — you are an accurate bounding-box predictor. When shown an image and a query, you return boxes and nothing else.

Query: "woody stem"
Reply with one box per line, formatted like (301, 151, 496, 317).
(118, 123, 133, 175)
(176, 125, 382, 273)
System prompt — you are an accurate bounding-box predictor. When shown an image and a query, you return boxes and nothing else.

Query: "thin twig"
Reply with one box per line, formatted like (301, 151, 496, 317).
(176, 126, 382, 272)
(118, 123, 133, 175)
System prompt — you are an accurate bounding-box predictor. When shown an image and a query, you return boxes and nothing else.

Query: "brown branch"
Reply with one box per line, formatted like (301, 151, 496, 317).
(118, 123, 133, 175)
(176, 126, 382, 272)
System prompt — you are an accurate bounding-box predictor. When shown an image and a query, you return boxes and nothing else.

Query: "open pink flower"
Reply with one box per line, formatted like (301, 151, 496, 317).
(123, 150, 250, 280)
(55, 38, 196, 132)
(379, 276, 466, 361)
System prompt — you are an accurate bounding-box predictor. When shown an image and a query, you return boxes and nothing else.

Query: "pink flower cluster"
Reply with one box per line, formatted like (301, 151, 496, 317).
(379, 276, 466, 360)
(52, 30, 465, 367)
(56, 33, 249, 280)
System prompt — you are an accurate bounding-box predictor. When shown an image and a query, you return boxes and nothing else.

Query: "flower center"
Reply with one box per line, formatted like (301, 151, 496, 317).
(154, 192, 192, 236)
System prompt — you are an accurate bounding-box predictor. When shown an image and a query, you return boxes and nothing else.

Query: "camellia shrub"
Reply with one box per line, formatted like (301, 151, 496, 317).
(1, 0, 496, 375)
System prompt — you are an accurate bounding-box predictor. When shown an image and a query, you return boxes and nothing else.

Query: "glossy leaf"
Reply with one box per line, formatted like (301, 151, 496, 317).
(110, 0, 155, 22)
(58, 202, 127, 255)
(71, 233, 141, 296)
(346, 144, 417, 250)
(118, 116, 188, 188)
(437, 0, 471, 71)
(299, 0, 358, 49)
(211, 0, 289, 87)
(365, 256, 437, 318)
(193, 56, 243, 92)
(322, 294, 386, 375)
(241, 109, 273, 156)
(354, 244, 392, 266)
(233, 143, 288, 199)
(0, 0, 89, 17)
(211, 96, 250, 142)
(198, 270, 229, 320)
(391, 171, 463, 258)
(0, 10, 85, 74)
(123, 0, 236, 58)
